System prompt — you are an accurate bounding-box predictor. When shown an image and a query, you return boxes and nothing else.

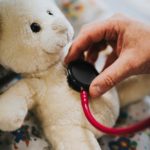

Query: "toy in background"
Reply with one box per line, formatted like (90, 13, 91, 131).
(55, 0, 109, 33)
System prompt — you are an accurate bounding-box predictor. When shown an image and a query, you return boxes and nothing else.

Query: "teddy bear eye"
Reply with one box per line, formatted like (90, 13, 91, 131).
(30, 23, 41, 33)
(47, 10, 53, 15)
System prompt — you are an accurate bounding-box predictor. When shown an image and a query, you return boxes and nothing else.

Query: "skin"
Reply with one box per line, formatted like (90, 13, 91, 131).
(65, 14, 150, 98)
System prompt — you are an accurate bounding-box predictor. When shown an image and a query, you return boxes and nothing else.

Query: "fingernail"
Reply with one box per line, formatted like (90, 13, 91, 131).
(90, 85, 103, 98)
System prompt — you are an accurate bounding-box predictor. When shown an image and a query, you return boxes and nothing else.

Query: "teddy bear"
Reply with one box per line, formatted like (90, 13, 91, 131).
(0, 0, 150, 150)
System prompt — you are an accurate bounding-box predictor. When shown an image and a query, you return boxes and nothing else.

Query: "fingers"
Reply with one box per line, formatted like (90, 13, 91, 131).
(89, 53, 134, 97)
(65, 20, 118, 64)
(86, 40, 107, 64)
(103, 50, 117, 70)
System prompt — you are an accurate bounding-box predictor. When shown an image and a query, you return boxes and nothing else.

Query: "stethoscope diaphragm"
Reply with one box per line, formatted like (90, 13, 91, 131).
(67, 60, 99, 92)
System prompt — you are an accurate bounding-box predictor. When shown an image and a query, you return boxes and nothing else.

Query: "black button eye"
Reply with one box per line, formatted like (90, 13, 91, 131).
(47, 10, 53, 15)
(30, 23, 41, 33)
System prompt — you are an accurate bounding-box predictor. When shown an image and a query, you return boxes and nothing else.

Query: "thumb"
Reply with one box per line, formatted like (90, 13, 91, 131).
(89, 54, 133, 97)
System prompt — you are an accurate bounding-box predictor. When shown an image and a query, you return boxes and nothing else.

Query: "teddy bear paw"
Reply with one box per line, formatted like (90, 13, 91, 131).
(0, 109, 27, 131)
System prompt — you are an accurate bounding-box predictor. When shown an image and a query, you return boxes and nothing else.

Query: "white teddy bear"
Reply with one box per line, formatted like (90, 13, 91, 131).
(0, 0, 150, 150)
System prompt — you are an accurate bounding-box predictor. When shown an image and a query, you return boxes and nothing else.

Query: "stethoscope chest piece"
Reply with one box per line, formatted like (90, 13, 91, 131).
(67, 60, 99, 92)
(66, 60, 150, 135)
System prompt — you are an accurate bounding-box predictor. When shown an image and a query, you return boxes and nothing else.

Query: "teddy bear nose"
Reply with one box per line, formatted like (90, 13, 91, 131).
(52, 19, 68, 33)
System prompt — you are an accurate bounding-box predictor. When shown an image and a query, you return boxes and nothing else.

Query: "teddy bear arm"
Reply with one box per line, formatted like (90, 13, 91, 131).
(44, 126, 101, 150)
(0, 79, 36, 131)
(117, 75, 150, 107)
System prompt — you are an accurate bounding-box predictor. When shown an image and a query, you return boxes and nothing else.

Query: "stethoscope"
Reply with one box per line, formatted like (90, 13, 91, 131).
(67, 60, 150, 135)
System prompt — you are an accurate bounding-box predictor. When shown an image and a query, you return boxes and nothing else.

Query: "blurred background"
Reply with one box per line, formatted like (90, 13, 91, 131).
(55, 0, 150, 33)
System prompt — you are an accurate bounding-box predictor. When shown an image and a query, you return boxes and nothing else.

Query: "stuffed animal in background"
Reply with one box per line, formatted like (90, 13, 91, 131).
(0, 0, 150, 150)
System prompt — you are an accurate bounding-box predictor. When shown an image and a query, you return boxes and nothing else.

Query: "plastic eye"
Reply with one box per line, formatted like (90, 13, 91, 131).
(47, 10, 53, 15)
(30, 23, 41, 33)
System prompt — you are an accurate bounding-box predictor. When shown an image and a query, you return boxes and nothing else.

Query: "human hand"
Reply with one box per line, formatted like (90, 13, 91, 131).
(65, 14, 150, 97)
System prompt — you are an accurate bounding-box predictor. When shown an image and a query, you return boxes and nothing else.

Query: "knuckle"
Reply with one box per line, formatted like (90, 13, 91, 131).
(127, 58, 136, 69)
(103, 74, 116, 88)
(73, 42, 81, 52)
(126, 59, 137, 74)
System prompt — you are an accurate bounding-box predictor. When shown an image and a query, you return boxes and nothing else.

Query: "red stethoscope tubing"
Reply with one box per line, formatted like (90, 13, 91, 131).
(81, 90, 150, 135)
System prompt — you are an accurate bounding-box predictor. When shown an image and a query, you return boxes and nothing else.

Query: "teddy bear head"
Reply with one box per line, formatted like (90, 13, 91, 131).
(0, 0, 74, 74)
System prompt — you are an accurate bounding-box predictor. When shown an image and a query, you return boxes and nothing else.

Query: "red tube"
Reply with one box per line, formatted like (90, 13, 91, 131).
(81, 90, 150, 135)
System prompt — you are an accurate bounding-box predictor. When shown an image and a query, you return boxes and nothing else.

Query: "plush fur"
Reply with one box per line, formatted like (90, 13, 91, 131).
(0, 0, 150, 150)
